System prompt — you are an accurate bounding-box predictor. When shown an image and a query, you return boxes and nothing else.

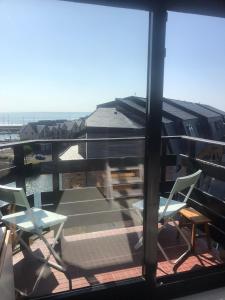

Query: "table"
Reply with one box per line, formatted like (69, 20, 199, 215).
(179, 207, 211, 251)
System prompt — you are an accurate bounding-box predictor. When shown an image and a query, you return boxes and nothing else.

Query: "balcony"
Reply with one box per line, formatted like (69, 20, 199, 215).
(0, 136, 225, 298)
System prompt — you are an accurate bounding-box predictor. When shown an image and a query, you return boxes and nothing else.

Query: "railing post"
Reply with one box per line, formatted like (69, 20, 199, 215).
(186, 140, 196, 175)
(188, 140, 196, 159)
(13, 145, 26, 191)
(52, 142, 60, 191)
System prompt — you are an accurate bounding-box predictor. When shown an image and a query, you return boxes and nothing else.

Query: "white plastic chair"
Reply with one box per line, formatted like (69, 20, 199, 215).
(0, 185, 67, 272)
(133, 169, 202, 266)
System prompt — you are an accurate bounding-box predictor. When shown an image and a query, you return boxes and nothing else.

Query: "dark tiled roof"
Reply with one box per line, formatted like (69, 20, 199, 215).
(97, 100, 117, 108)
(198, 104, 225, 118)
(48, 125, 58, 130)
(64, 121, 77, 131)
(119, 96, 146, 106)
(163, 102, 198, 121)
(117, 98, 146, 114)
(36, 125, 46, 134)
(86, 107, 142, 129)
(116, 96, 198, 121)
(165, 98, 220, 118)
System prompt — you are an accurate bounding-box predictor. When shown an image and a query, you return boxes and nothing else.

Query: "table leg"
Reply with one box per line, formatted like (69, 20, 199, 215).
(191, 223, 196, 251)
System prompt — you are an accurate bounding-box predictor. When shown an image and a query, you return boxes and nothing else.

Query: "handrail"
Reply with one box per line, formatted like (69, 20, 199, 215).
(0, 136, 146, 149)
(1, 135, 225, 150)
(162, 135, 225, 147)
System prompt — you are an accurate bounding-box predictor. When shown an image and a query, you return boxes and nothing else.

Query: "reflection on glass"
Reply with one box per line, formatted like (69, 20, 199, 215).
(0, 0, 148, 298)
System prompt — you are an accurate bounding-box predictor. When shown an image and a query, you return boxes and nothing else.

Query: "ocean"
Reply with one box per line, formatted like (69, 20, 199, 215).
(0, 111, 89, 125)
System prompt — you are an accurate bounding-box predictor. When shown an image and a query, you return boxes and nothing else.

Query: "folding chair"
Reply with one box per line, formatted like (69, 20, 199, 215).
(133, 169, 202, 266)
(0, 185, 67, 272)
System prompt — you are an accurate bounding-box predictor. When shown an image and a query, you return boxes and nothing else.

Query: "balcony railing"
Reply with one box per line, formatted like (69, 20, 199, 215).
(1, 135, 225, 244)
(0, 135, 225, 298)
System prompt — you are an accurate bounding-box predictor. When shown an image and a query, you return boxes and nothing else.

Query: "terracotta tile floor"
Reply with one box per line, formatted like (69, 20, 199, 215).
(13, 224, 223, 299)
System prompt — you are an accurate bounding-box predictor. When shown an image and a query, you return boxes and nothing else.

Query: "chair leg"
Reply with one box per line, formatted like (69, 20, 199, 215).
(17, 223, 66, 272)
(39, 223, 65, 265)
(157, 241, 174, 265)
(172, 220, 191, 264)
(177, 215, 184, 239)
(134, 209, 143, 249)
(15, 257, 50, 298)
(7, 224, 66, 297)
(134, 218, 191, 266)
(158, 220, 191, 267)
(134, 235, 143, 250)
(15, 234, 64, 298)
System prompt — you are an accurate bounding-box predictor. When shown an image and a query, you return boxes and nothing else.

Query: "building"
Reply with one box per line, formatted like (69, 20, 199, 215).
(75, 96, 225, 159)
(20, 119, 80, 140)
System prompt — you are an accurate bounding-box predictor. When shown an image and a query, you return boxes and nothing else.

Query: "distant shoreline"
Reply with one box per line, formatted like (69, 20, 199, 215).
(0, 112, 90, 125)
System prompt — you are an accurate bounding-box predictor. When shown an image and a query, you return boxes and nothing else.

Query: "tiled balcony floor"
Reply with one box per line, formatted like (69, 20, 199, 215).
(13, 223, 223, 299)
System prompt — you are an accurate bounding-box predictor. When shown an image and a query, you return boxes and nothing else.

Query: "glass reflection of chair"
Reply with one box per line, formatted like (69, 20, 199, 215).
(133, 169, 202, 266)
(0, 185, 67, 272)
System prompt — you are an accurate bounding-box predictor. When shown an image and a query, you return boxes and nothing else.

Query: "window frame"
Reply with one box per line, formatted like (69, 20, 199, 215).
(7, 1, 225, 299)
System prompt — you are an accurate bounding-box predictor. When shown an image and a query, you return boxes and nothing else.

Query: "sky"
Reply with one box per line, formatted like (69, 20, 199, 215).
(0, 0, 225, 112)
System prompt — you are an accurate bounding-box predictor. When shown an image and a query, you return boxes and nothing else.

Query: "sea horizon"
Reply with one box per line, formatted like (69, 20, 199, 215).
(0, 111, 90, 125)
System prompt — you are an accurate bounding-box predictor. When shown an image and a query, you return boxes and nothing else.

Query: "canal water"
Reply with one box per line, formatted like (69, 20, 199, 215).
(25, 174, 53, 196)
(7, 174, 53, 207)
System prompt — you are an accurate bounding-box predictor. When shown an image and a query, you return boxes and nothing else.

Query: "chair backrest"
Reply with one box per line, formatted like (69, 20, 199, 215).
(0, 185, 31, 210)
(160, 170, 202, 221)
(169, 169, 202, 202)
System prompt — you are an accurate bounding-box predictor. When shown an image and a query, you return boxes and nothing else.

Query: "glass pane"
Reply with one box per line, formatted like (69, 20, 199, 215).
(159, 12, 225, 281)
(0, 0, 148, 297)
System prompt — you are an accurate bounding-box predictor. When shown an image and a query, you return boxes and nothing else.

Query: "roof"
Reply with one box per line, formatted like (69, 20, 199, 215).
(36, 125, 46, 134)
(86, 107, 142, 129)
(166, 98, 220, 118)
(63, 121, 77, 131)
(198, 104, 225, 118)
(98, 96, 199, 123)
(76, 119, 82, 127)
(117, 97, 146, 114)
(120, 96, 146, 106)
(97, 100, 117, 108)
(163, 102, 198, 121)
(48, 125, 58, 131)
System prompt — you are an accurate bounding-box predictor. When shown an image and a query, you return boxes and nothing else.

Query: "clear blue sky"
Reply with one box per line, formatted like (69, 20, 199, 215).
(0, 0, 225, 112)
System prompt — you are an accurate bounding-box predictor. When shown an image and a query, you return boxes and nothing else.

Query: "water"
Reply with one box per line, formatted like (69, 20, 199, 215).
(7, 175, 53, 206)
(0, 111, 89, 125)
(26, 174, 53, 196)
(0, 133, 20, 141)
